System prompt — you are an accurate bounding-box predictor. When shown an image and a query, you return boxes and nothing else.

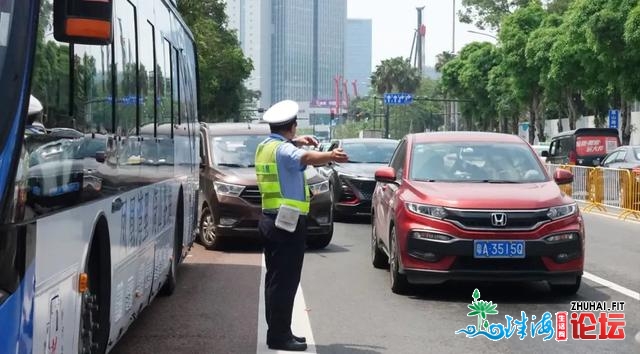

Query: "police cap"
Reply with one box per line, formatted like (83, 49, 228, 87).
(28, 95, 43, 115)
(262, 100, 299, 126)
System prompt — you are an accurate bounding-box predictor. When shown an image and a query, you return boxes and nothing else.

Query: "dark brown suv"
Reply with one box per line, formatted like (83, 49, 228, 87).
(198, 122, 334, 250)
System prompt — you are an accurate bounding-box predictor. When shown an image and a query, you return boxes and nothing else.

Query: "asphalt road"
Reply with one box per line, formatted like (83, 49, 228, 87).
(111, 211, 640, 354)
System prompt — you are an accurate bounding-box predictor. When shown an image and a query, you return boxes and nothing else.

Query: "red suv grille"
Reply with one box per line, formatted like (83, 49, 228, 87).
(444, 208, 550, 231)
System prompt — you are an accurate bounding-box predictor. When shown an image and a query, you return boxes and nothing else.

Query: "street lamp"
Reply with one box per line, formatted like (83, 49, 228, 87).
(467, 30, 498, 40)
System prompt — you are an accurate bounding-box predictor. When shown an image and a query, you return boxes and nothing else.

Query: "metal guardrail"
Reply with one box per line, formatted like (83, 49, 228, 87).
(547, 164, 640, 220)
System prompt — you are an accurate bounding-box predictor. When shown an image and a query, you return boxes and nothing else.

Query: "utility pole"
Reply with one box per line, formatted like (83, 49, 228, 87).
(384, 104, 390, 139)
(451, 0, 457, 130)
(452, 0, 456, 53)
(416, 6, 425, 76)
(373, 96, 377, 130)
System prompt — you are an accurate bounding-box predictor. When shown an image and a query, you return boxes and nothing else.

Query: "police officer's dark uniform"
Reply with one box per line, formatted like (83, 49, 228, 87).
(255, 100, 311, 352)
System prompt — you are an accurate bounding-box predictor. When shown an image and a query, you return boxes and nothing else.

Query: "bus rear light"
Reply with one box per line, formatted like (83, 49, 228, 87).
(65, 19, 112, 40)
(78, 273, 88, 293)
(54, 0, 114, 45)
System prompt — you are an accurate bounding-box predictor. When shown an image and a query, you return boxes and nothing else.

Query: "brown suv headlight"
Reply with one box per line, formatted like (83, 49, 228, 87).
(214, 182, 245, 197)
(309, 180, 330, 196)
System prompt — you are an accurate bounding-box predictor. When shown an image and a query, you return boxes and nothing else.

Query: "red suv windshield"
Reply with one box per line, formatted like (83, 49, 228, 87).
(409, 142, 547, 183)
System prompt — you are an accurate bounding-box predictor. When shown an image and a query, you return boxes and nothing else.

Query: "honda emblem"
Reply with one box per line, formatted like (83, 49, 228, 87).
(490, 213, 507, 227)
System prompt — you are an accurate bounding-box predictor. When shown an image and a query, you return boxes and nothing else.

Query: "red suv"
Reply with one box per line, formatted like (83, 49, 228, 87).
(371, 132, 584, 295)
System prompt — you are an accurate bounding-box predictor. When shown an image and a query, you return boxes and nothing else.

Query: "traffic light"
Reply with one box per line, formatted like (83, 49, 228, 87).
(330, 111, 335, 120)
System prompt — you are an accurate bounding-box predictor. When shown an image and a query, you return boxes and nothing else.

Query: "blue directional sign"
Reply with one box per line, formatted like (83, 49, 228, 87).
(608, 109, 619, 129)
(384, 93, 414, 105)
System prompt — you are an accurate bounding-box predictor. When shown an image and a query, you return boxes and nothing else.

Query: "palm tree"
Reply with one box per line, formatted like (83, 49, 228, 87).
(435, 51, 456, 73)
(370, 57, 421, 95)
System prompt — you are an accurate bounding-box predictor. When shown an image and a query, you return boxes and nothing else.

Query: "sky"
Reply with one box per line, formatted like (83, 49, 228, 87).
(347, 0, 498, 71)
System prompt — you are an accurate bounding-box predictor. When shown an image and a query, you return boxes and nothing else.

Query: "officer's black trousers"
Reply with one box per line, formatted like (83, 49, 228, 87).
(259, 214, 307, 344)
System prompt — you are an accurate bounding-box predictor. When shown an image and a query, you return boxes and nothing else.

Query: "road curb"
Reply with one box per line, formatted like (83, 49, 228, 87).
(576, 201, 640, 224)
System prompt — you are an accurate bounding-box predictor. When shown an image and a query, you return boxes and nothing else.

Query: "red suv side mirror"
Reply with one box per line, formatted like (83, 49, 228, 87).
(553, 169, 573, 185)
(375, 167, 397, 184)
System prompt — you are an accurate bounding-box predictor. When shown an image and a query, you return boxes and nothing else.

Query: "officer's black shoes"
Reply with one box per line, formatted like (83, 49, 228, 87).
(292, 334, 306, 343)
(267, 338, 308, 351)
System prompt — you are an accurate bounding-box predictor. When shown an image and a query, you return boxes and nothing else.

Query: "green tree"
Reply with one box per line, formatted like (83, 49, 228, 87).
(525, 13, 565, 137)
(487, 55, 523, 134)
(558, 0, 637, 144)
(339, 78, 445, 139)
(435, 51, 456, 73)
(459, 0, 530, 30)
(499, 1, 547, 143)
(178, 0, 253, 122)
(370, 57, 421, 95)
(440, 42, 501, 131)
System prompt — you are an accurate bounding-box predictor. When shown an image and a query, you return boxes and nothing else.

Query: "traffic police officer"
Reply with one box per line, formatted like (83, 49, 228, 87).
(255, 100, 348, 351)
(26, 95, 46, 134)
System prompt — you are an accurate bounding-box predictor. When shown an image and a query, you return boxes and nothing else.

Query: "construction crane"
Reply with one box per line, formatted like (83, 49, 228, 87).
(342, 79, 350, 110)
(409, 7, 426, 75)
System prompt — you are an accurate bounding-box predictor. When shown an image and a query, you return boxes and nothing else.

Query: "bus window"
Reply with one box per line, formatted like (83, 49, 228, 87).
(139, 21, 156, 133)
(73, 45, 114, 134)
(31, 3, 71, 131)
(157, 38, 172, 130)
(114, 0, 138, 137)
(172, 46, 180, 126)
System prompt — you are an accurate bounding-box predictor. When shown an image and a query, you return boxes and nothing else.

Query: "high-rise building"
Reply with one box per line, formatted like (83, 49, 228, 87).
(314, 0, 346, 101)
(271, 0, 315, 103)
(224, 0, 272, 108)
(345, 19, 372, 97)
(226, 0, 346, 107)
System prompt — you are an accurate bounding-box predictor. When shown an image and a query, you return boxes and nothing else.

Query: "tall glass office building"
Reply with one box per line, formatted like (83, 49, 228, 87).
(271, 0, 345, 103)
(314, 0, 346, 101)
(271, 0, 314, 103)
(345, 19, 372, 96)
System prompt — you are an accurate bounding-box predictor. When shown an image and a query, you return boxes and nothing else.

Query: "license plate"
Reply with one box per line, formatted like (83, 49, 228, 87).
(474, 240, 525, 258)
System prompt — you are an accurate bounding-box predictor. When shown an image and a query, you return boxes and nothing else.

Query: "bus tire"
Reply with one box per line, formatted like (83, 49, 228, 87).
(80, 218, 111, 354)
(161, 192, 184, 296)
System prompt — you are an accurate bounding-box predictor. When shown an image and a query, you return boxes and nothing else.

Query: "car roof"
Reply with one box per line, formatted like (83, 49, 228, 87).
(551, 128, 619, 139)
(202, 122, 271, 135)
(409, 131, 525, 144)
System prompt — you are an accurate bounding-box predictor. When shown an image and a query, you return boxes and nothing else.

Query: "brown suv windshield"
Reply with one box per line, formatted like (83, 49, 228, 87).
(211, 134, 267, 168)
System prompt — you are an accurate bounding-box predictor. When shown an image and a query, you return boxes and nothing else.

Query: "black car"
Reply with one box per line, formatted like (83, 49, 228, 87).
(319, 138, 399, 218)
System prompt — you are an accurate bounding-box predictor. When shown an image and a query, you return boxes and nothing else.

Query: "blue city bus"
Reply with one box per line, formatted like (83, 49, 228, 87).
(0, 0, 199, 353)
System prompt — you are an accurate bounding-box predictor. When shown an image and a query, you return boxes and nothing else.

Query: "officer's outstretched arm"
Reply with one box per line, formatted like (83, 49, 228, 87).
(301, 148, 348, 166)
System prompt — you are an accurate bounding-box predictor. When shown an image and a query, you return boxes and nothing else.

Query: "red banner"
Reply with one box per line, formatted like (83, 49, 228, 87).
(575, 136, 618, 156)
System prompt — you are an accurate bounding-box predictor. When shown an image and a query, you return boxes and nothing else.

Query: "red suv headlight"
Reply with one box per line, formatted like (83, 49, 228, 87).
(405, 202, 448, 219)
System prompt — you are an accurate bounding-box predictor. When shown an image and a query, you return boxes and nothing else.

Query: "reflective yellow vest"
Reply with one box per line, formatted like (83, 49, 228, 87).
(255, 139, 310, 213)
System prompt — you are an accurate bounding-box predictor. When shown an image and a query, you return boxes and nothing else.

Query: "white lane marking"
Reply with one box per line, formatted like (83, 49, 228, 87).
(583, 271, 640, 301)
(257, 254, 317, 354)
(635, 330, 640, 345)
